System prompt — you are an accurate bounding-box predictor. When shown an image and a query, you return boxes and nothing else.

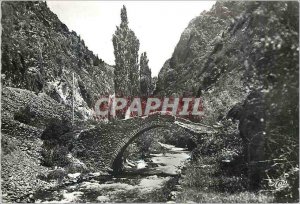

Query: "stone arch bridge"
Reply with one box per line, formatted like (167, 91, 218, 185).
(72, 114, 217, 174)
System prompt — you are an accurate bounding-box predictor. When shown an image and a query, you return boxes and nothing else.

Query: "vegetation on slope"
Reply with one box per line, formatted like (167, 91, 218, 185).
(156, 1, 299, 202)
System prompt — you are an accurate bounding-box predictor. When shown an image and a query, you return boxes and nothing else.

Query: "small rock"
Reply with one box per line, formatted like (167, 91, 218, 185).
(96, 195, 110, 202)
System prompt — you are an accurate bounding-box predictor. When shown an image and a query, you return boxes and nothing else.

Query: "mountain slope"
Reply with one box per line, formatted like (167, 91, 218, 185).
(1, 2, 114, 202)
(155, 1, 245, 96)
(156, 1, 298, 126)
(156, 1, 299, 198)
(1, 1, 114, 118)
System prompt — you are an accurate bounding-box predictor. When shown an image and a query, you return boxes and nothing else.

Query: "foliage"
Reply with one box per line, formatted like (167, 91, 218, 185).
(1, 1, 114, 115)
(155, 1, 299, 201)
(40, 118, 73, 167)
(245, 2, 298, 200)
(140, 52, 152, 96)
(41, 143, 69, 167)
(41, 117, 72, 141)
(14, 105, 36, 125)
(177, 119, 273, 202)
(113, 5, 140, 96)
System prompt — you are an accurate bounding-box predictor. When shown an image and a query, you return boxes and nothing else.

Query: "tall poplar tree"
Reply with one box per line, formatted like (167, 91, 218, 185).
(113, 5, 140, 96)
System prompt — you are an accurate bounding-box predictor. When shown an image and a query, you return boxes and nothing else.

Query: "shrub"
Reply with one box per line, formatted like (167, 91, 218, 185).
(41, 117, 72, 142)
(40, 117, 73, 168)
(14, 105, 36, 125)
(41, 143, 69, 167)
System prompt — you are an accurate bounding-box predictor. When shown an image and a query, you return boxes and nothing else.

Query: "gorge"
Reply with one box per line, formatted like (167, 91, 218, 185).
(1, 1, 299, 203)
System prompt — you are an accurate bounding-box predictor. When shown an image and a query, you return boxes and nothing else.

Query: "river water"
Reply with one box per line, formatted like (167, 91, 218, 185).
(35, 143, 190, 203)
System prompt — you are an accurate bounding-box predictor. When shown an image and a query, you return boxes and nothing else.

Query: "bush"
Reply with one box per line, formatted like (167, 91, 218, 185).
(14, 105, 36, 125)
(40, 118, 73, 168)
(41, 117, 72, 142)
(41, 143, 69, 167)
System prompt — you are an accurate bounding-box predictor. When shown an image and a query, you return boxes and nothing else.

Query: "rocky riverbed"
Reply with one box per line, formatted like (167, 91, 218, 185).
(33, 143, 190, 203)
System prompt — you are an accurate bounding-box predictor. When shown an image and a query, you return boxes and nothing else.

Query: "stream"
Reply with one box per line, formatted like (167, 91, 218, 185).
(35, 143, 190, 203)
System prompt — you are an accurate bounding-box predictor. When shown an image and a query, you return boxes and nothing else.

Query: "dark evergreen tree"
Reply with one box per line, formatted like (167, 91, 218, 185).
(139, 52, 152, 96)
(113, 5, 140, 96)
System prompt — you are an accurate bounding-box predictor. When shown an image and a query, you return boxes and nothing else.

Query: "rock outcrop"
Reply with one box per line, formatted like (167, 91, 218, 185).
(155, 1, 245, 96)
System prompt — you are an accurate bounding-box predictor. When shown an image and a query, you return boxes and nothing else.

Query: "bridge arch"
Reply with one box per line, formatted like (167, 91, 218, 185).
(73, 113, 215, 174)
(111, 123, 172, 174)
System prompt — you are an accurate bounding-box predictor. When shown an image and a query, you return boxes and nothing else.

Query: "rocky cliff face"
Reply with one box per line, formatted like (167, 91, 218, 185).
(156, 1, 298, 193)
(156, 1, 298, 125)
(156, 1, 245, 96)
(1, 2, 114, 202)
(2, 1, 114, 118)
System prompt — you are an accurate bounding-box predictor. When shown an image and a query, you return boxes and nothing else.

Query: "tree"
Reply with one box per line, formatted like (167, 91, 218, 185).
(139, 52, 152, 96)
(113, 5, 140, 96)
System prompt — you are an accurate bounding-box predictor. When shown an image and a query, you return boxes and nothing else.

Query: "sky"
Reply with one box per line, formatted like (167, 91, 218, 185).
(47, 1, 215, 76)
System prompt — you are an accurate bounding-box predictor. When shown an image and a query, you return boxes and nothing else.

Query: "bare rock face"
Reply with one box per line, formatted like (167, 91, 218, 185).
(156, 1, 245, 96)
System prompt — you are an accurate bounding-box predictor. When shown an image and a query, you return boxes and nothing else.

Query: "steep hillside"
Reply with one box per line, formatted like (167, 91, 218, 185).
(156, 1, 298, 126)
(1, 1, 114, 118)
(156, 1, 245, 96)
(156, 1, 299, 200)
(1, 2, 114, 202)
